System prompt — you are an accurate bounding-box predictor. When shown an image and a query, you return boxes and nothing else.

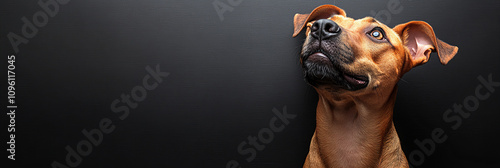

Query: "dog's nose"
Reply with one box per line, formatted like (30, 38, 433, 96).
(310, 19, 341, 40)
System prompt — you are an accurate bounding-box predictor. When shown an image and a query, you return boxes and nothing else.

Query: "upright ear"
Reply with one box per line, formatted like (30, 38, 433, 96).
(393, 21, 458, 68)
(293, 5, 346, 37)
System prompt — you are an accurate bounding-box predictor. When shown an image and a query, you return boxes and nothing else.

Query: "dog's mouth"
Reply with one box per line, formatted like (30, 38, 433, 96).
(307, 52, 333, 66)
(302, 52, 369, 90)
(342, 73, 369, 89)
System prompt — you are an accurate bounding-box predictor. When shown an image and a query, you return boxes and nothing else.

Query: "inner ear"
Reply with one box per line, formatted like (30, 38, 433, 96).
(406, 26, 434, 62)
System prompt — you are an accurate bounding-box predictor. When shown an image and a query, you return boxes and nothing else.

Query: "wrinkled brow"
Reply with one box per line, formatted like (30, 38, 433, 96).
(366, 17, 377, 23)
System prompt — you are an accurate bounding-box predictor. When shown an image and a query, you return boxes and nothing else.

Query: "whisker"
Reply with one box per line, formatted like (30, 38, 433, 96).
(398, 78, 408, 83)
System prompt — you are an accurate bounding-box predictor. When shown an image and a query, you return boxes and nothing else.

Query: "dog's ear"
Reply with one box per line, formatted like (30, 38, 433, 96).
(293, 5, 346, 37)
(393, 21, 458, 68)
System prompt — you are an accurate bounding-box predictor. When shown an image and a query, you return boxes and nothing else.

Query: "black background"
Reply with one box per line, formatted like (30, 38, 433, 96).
(1, 0, 499, 167)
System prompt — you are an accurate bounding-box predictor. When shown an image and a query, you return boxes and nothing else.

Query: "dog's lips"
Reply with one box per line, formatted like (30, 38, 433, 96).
(303, 52, 369, 90)
(306, 52, 333, 66)
(343, 73, 368, 88)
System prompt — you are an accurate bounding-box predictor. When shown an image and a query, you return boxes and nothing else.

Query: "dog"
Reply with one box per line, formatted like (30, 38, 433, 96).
(293, 5, 458, 168)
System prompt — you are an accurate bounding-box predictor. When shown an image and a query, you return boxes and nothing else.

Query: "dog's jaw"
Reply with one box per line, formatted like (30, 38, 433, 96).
(300, 37, 370, 91)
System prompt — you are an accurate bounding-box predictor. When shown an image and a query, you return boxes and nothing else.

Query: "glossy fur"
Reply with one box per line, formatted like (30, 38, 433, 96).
(293, 5, 458, 168)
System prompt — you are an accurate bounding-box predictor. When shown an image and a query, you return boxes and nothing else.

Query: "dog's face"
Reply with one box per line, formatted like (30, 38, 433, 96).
(300, 15, 401, 92)
(293, 5, 458, 96)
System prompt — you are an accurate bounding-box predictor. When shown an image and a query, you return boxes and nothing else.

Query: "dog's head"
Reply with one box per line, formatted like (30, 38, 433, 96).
(293, 5, 458, 96)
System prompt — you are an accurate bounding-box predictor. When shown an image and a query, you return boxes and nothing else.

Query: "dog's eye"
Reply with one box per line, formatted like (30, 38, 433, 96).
(369, 29, 385, 40)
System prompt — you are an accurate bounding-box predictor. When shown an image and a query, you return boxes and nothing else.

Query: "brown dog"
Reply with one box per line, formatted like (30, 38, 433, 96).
(293, 5, 458, 168)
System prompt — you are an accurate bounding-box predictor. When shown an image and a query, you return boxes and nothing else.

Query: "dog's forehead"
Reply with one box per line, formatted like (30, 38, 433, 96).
(328, 16, 387, 30)
(327, 15, 355, 27)
(329, 16, 400, 41)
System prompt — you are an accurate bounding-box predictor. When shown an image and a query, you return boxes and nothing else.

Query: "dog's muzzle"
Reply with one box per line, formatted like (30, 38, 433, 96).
(301, 19, 369, 91)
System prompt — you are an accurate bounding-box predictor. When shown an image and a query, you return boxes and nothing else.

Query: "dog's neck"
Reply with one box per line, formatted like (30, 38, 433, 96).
(305, 86, 409, 168)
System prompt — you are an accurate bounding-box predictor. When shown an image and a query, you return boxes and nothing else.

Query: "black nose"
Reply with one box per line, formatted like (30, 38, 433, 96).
(310, 19, 341, 40)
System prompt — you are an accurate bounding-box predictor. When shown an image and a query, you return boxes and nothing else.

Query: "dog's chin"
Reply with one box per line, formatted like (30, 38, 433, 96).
(302, 53, 369, 91)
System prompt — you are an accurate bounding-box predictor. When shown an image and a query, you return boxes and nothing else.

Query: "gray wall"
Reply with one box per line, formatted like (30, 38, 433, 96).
(1, 0, 499, 167)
